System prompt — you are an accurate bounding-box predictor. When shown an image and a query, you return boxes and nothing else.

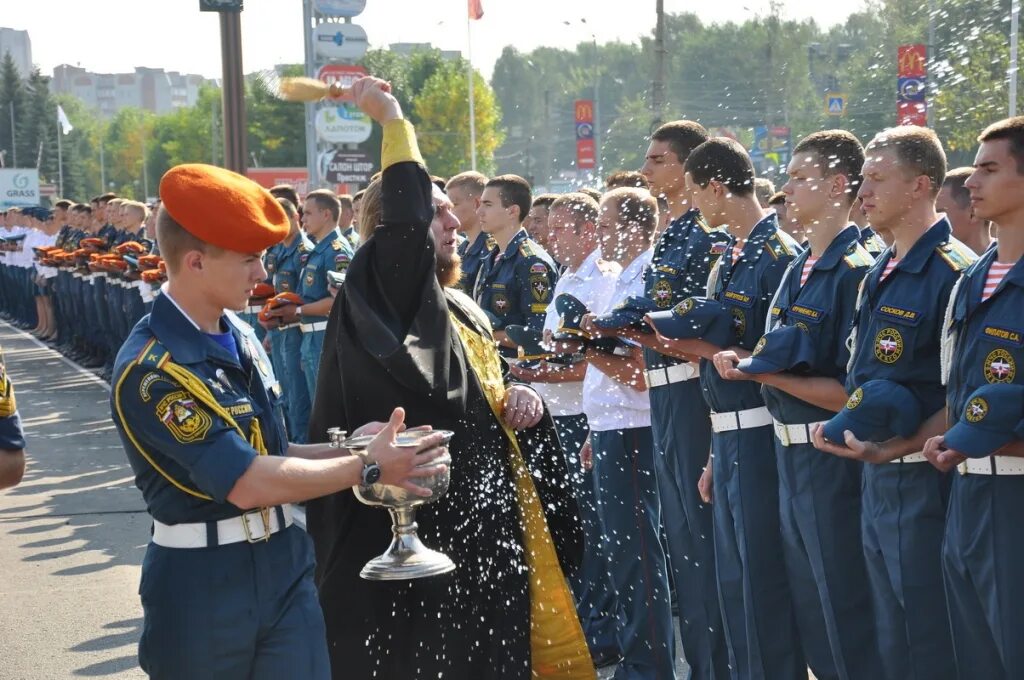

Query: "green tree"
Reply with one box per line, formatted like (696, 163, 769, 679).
(0, 53, 26, 168)
(413, 62, 504, 177)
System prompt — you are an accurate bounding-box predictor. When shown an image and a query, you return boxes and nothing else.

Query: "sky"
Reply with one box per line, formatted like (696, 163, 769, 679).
(4, 0, 862, 80)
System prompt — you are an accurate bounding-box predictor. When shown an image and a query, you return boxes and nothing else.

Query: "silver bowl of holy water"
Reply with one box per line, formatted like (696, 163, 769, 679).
(327, 427, 456, 581)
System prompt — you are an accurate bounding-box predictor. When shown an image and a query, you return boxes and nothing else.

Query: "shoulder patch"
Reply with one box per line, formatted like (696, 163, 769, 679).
(935, 241, 976, 272)
(842, 243, 875, 269)
(529, 262, 549, 275)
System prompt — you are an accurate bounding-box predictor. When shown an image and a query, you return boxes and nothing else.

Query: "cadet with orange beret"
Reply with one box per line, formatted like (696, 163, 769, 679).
(109, 163, 450, 679)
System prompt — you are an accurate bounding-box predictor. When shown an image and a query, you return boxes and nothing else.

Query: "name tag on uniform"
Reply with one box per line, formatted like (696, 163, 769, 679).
(788, 303, 824, 323)
(875, 304, 922, 326)
(723, 290, 754, 308)
(982, 325, 1024, 347)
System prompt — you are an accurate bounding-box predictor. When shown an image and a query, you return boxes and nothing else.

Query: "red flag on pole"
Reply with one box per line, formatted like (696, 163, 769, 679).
(468, 0, 484, 20)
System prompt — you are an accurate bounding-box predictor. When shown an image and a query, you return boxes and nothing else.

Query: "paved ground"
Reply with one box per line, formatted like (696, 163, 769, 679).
(0, 319, 695, 679)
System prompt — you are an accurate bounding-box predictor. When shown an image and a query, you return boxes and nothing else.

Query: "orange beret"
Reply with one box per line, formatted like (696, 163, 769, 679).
(141, 270, 165, 284)
(251, 282, 277, 300)
(160, 164, 288, 253)
(115, 241, 147, 255)
(138, 254, 162, 270)
(80, 238, 105, 250)
(257, 302, 276, 324)
(269, 292, 303, 309)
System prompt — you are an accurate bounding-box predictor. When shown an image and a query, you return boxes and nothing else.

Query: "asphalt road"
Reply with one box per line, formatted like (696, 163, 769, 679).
(0, 319, 696, 679)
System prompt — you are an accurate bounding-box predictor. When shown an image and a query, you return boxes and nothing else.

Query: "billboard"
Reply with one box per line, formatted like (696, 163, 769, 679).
(0, 169, 40, 209)
(315, 103, 373, 144)
(897, 44, 928, 126)
(314, 22, 369, 61)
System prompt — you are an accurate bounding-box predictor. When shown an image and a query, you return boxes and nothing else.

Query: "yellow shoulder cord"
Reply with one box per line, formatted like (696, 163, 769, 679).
(449, 313, 595, 680)
(114, 338, 270, 529)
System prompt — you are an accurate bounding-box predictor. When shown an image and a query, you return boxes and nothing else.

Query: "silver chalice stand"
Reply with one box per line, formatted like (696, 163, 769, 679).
(327, 427, 456, 581)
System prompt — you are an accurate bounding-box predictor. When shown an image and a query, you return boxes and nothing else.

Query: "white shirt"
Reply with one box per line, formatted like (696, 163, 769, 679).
(535, 249, 619, 417)
(582, 248, 654, 432)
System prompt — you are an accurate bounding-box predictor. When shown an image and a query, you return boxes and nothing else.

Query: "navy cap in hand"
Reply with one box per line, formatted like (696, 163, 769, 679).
(553, 293, 591, 341)
(646, 297, 736, 348)
(737, 325, 817, 375)
(505, 325, 555, 363)
(944, 384, 1024, 458)
(593, 295, 659, 333)
(822, 379, 924, 444)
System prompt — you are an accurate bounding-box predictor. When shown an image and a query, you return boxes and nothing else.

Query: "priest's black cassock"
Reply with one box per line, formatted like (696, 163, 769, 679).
(306, 148, 584, 679)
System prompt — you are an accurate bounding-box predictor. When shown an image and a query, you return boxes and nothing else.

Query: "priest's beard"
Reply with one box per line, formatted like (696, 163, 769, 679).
(436, 252, 463, 288)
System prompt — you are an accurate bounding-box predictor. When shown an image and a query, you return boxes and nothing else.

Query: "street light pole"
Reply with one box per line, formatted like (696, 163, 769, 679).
(219, 9, 248, 173)
(1012, 0, 1020, 116)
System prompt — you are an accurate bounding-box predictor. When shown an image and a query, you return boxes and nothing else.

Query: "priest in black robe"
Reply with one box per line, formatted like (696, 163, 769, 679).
(306, 77, 594, 680)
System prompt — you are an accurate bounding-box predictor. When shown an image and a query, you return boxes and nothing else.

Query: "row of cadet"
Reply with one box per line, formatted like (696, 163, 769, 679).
(435, 119, 1020, 680)
(3, 114, 1023, 680)
(0, 189, 361, 403)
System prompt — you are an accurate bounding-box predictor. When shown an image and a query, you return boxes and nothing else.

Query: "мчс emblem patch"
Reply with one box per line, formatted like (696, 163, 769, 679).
(874, 327, 904, 364)
(156, 391, 213, 444)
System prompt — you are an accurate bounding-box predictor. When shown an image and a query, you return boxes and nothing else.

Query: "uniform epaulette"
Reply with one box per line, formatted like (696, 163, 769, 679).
(765, 233, 795, 260)
(694, 214, 715, 234)
(519, 240, 536, 258)
(935, 241, 975, 272)
(842, 243, 875, 269)
(332, 239, 344, 251)
(486, 236, 498, 251)
(863, 234, 886, 255)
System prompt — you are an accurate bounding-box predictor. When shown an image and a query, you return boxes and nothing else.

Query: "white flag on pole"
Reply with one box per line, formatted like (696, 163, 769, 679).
(57, 105, 73, 135)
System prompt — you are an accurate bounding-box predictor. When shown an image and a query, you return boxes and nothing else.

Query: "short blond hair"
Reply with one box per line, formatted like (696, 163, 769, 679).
(155, 206, 223, 274)
(601, 187, 659, 238)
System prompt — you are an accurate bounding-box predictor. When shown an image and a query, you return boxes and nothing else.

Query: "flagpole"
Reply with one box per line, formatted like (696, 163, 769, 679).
(10, 102, 16, 168)
(467, 12, 478, 172)
(57, 111, 64, 197)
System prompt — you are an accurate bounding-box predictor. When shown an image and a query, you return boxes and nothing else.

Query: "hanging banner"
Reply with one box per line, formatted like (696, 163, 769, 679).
(897, 44, 928, 126)
(575, 99, 596, 170)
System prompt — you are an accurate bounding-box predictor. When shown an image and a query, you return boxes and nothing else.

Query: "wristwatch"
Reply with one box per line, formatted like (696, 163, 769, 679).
(295, 305, 303, 317)
(361, 460, 382, 486)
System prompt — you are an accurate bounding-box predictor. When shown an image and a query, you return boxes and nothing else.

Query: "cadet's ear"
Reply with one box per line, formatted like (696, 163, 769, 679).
(182, 250, 204, 273)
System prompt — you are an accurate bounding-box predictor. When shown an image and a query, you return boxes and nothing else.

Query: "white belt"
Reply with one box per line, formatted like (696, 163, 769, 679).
(276, 322, 300, 331)
(710, 406, 773, 433)
(94, 272, 107, 280)
(300, 321, 327, 333)
(773, 420, 827, 447)
(891, 452, 928, 464)
(152, 505, 294, 548)
(646, 362, 700, 388)
(958, 456, 1024, 475)
(245, 304, 263, 314)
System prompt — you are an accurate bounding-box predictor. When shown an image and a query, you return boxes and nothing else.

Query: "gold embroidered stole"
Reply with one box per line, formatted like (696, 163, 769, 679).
(449, 314, 595, 679)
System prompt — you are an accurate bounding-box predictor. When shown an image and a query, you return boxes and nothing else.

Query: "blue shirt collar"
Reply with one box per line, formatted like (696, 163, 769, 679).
(890, 217, 952, 274)
(811, 224, 862, 271)
(311, 227, 341, 254)
(498, 229, 529, 261)
(149, 290, 242, 368)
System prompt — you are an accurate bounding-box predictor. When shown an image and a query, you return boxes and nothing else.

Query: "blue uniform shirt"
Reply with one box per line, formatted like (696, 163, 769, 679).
(473, 229, 558, 332)
(97, 224, 119, 249)
(946, 245, 1024, 424)
(298, 227, 353, 321)
(458, 231, 492, 295)
(846, 217, 975, 422)
(110, 292, 288, 525)
(643, 208, 730, 370)
(762, 225, 874, 423)
(272, 233, 314, 295)
(700, 213, 802, 413)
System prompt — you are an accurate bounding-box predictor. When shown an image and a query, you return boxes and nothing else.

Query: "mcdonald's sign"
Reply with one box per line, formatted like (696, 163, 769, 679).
(575, 99, 596, 170)
(898, 44, 927, 77)
(575, 99, 594, 124)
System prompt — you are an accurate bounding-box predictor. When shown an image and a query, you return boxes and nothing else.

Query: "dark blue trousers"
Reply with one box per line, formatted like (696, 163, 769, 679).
(711, 426, 805, 680)
(138, 525, 329, 680)
(943, 471, 1024, 680)
(775, 440, 881, 680)
(270, 327, 310, 444)
(862, 462, 955, 680)
(650, 379, 729, 680)
(553, 414, 619, 658)
(592, 426, 675, 680)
